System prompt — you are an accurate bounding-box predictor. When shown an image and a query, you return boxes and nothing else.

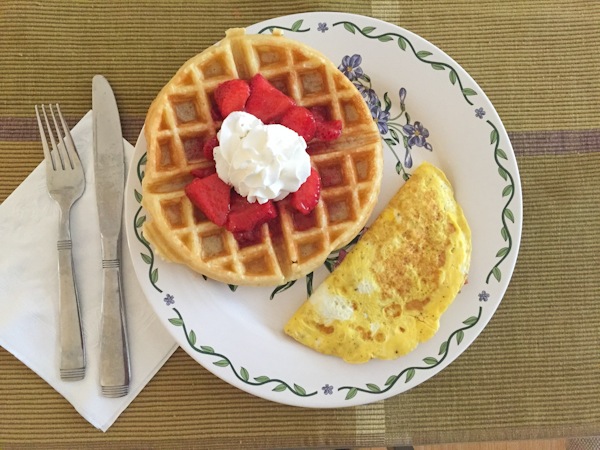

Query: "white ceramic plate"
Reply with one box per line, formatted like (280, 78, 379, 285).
(125, 12, 522, 407)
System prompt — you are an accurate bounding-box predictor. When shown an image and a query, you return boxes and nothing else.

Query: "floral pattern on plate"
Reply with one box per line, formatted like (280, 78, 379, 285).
(125, 12, 522, 407)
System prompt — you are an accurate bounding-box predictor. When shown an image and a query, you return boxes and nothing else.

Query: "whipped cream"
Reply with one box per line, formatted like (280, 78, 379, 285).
(214, 111, 311, 204)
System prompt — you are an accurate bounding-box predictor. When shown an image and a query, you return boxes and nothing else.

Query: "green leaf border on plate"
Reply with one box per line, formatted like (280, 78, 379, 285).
(169, 308, 317, 397)
(486, 120, 517, 283)
(258, 19, 310, 35)
(134, 152, 162, 293)
(333, 20, 477, 105)
(338, 306, 483, 400)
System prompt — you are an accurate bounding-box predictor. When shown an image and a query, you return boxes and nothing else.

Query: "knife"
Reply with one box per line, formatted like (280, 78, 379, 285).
(92, 74, 130, 398)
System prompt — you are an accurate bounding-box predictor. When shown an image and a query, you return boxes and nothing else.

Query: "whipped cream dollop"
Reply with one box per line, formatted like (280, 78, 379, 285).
(214, 111, 311, 204)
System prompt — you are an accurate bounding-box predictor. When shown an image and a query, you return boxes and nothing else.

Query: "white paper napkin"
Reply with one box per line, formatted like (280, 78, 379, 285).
(0, 111, 178, 432)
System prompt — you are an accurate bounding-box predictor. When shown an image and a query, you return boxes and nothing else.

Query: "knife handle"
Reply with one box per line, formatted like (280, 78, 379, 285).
(57, 239, 86, 381)
(99, 258, 130, 397)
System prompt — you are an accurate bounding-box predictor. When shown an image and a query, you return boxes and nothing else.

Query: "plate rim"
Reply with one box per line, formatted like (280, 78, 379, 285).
(124, 11, 523, 408)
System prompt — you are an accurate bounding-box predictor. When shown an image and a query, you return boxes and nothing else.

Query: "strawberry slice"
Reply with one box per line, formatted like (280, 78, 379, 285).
(233, 228, 264, 248)
(226, 192, 278, 233)
(292, 208, 317, 231)
(214, 79, 250, 118)
(267, 216, 283, 241)
(190, 166, 216, 179)
(184, 174, 231, 227)
(291, 168, 321, 215)
(315, 119, 343, 141)
(203, 135, 219, 161)
(210, 103, 223, 122)
(309, 105, 342, 141)
(279, 106, 316, 142)
(245, 74, 295, 123)
(309, 105, 330, 123)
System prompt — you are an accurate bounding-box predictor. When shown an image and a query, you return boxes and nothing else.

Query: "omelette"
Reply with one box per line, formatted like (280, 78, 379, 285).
(284, 162, 471, 363)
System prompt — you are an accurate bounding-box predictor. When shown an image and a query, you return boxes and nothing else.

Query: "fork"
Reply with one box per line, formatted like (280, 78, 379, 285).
(35, 104, 86, 381)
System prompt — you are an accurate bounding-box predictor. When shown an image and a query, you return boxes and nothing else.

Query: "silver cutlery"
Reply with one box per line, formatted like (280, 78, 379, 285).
(92, 75, 130, 397)
(35, 104, 86, 381)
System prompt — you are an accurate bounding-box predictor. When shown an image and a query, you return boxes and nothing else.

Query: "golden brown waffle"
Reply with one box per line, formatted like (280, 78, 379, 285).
(142, 28, 383, 286)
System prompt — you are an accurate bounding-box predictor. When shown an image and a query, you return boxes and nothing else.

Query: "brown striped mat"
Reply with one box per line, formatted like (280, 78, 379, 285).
(1, 1, 599, 448)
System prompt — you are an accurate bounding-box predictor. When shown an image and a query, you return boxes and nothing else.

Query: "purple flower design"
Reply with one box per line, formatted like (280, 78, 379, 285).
(322, 384, 334, 395)
(317, 22, 328, 33)
(399, 87, 407, 106)
(164, 294, 175, 306)
(335, 55, 434, 179)
(475, 107, 486, 119)
(402, 121, 432, 150)
(339, 54, 364, 81)
(354, 83, 378, 108)
(478, 290, 490, 302)
(404, 148, 414, 169)
(370, 105, 391, 135)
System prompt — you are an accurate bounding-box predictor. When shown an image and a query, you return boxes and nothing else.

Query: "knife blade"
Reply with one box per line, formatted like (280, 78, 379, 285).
(92, 74, 130, 398)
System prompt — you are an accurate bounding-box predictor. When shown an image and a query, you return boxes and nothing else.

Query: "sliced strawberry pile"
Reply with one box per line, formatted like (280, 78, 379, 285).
(185, 183, 279, 237)
(186, 74, 347, 238)
(206, 74, 343, 152)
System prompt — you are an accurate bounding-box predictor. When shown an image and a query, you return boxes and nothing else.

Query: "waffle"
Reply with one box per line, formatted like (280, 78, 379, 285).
(141, 28, 383, 286)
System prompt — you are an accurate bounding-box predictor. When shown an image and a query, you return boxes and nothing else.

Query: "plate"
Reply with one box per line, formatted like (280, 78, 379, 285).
(124, 12, 522, 407)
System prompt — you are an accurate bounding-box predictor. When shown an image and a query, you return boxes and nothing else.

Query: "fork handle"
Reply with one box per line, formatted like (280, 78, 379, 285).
(99, 258, 130, 397)
(57, 239, 86, 381)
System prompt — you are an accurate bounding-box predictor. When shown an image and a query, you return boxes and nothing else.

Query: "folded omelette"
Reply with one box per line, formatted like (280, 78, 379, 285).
(284, 162, 471, 363)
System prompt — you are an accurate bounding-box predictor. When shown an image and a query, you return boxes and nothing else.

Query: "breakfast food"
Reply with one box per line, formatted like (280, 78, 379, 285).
(141, 28, 383, 286)
(284, 162, 471, 363)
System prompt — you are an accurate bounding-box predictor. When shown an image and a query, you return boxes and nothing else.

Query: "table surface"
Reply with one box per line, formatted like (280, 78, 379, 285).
(1, 1, 599, 448)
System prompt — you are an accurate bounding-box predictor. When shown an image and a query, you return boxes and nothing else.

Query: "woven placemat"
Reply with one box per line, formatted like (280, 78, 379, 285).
(1, 1, 599, 447)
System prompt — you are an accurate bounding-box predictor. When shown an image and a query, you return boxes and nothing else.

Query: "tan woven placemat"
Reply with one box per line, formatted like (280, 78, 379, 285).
(1, 1, 599, 448)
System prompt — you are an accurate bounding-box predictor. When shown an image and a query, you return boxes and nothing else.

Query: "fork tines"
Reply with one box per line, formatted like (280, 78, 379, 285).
(35, 103, 78, 171)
